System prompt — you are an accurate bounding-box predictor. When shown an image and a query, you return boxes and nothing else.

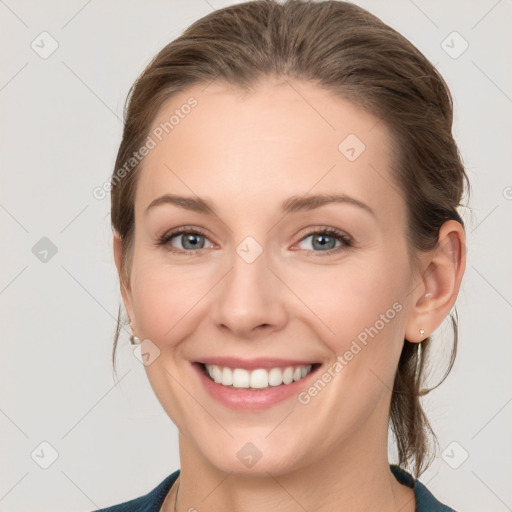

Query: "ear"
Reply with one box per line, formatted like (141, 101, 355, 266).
(405, 220, 466, 343)
(113, 231, 136, 333)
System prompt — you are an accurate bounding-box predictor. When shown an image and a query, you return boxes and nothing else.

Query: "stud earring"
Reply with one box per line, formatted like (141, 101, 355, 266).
(419, 329, 425, 336)
(130, 335, 141, 345)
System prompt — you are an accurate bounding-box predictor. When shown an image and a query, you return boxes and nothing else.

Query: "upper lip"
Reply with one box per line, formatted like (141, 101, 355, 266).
(195, 357, 319, 370)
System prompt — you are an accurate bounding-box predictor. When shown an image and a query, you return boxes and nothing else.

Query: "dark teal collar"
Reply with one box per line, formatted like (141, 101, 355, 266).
(390, 464, 457, 511)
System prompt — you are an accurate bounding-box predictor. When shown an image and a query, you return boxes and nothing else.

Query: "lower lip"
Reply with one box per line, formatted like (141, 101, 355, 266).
(192, 363, 320, 410)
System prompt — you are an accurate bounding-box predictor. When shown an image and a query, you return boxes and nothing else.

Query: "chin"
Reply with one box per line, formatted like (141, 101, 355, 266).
(193, 435, 310, 477)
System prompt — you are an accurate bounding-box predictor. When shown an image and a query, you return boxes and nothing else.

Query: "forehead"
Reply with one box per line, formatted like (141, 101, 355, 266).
(135, 78, 403, 223)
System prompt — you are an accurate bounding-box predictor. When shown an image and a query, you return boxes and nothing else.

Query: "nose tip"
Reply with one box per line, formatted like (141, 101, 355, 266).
(211, 254, 288, 340)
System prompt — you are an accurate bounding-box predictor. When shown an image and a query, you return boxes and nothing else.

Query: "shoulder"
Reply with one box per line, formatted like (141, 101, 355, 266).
(390, 464, 458, 512)
(92, 469, 180, 512)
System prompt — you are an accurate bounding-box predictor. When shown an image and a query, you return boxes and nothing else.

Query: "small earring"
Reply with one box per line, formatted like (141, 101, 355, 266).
(130, 335, 141, 345)
(419, 329, 425, 336)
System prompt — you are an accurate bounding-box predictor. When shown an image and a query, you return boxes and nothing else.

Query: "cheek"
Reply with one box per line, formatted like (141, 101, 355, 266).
(130, 257, 215, 344)
(294, 262, 407, 430)
(292, 253, 408, 382)
(297, 258, 406, 336)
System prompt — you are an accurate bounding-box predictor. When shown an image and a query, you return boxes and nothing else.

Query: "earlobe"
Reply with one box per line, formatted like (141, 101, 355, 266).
(405, 220, 466, 343)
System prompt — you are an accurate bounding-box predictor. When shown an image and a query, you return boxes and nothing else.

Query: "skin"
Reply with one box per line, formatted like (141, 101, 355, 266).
(113, 77, 466, 512)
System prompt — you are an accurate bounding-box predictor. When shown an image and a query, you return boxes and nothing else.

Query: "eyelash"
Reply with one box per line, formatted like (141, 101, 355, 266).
(156, 226, 353, 257)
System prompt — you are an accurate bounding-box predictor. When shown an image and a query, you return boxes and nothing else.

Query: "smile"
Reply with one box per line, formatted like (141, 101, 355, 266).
(204, 364, 314, 390)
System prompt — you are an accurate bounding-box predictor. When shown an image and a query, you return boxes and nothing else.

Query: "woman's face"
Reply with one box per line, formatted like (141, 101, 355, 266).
(118, 77, 424, 475)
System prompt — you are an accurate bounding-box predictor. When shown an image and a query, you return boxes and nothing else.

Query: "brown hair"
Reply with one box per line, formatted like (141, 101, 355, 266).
(110, 0, 469, 478)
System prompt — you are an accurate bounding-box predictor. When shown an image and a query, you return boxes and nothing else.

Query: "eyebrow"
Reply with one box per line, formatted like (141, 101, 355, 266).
(144, 193, 376, 218)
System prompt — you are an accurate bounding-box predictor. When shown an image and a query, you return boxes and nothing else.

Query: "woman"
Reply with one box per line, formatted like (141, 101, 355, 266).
(97, 0, 468, 510)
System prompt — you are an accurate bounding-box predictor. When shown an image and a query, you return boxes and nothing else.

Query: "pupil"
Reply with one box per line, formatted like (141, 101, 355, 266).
(184, 234, 204, 250)
(313, 234, 334, 250)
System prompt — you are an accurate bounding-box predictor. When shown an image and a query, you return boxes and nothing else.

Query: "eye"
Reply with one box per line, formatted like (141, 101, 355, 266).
(157, 227, 214, 254)
(156, 226, 353, 256)
(295, 227, 352, 255)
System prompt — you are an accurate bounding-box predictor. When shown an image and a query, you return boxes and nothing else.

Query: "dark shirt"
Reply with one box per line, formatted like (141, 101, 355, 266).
(93, 464, 457, 511)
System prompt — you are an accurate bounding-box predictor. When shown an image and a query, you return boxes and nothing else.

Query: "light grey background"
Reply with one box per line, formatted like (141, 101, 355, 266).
(1, 1, 511, 511)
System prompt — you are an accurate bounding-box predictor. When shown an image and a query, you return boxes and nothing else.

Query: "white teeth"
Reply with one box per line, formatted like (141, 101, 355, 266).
(250, 369, 268, 389)
(222, 367, 233, 386)
(204, 364, 314, 389)
(232, 368, 250, 388)
(268, 367, 282, 386)
(282, 367, 294, 385)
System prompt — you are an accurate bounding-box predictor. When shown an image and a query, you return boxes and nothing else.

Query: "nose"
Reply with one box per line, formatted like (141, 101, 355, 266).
(211, 242, 288, 341)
